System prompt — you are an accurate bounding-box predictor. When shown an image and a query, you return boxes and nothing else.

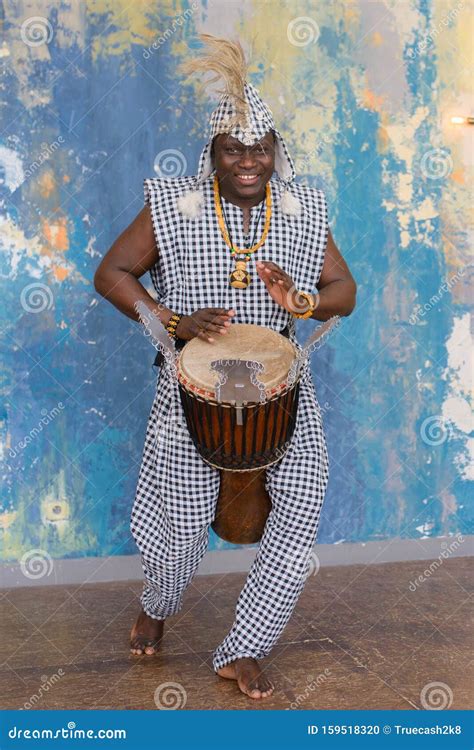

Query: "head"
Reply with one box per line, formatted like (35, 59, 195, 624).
(210, 130, 275, 200)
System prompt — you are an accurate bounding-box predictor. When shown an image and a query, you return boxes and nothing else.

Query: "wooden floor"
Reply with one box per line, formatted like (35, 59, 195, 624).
(1, 557, 471, 710)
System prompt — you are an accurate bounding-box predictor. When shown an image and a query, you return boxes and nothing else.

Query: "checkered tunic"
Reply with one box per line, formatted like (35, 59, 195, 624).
(131, 173, 330, 672)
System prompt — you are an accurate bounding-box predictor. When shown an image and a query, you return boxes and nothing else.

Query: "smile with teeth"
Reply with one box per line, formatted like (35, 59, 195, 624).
(236, 174, 260, 182)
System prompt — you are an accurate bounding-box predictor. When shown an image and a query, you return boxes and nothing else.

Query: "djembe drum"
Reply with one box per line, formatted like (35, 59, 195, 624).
(176, 324, 301, 544)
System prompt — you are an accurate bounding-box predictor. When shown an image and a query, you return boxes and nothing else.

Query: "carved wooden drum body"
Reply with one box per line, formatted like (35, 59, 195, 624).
(176, 324, 301, 543)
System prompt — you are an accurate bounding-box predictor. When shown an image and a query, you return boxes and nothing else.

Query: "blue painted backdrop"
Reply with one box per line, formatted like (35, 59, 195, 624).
(1, 1, 472, 564)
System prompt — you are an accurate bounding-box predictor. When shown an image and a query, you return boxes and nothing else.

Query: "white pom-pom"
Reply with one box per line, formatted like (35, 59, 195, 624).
(177, 190, 203, 218)
(280, 189, 302, 216)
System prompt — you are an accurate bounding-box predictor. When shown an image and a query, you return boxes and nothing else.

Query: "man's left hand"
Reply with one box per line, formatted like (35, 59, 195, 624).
(255, 260, 313, 315)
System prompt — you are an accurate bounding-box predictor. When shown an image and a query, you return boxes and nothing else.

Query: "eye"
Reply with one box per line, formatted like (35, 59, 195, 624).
(226, 147, 240, 154)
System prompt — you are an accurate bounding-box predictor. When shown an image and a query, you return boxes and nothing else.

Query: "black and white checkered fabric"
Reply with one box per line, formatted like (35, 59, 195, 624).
(196, 81, 296, 187)
(130, 173, 330, 672)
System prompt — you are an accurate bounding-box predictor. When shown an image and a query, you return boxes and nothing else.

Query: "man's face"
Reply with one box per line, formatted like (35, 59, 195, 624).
(211, 131, 275, 198)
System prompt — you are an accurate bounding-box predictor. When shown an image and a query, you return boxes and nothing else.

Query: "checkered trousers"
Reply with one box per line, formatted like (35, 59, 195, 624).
(130, 174, 330, 671)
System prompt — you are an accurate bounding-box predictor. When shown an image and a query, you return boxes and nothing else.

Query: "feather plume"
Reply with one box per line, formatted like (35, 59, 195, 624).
(179, 34, 250, 131)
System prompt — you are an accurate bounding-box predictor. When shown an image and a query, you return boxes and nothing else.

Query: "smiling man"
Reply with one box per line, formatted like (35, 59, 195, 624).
(94, 34, 356, 700)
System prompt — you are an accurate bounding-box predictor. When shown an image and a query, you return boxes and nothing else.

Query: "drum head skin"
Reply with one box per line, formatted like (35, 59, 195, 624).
(178, 323, 297, 394)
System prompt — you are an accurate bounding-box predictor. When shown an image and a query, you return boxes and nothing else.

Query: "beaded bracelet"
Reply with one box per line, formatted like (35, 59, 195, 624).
(165, 312, 182, 339)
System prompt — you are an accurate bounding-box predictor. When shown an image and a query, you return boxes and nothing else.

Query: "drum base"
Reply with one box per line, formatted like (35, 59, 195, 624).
(211, 469, 272, 545)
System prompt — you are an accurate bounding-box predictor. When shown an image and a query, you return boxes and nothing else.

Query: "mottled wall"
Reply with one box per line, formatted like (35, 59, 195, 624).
(1, 1, 472, 568)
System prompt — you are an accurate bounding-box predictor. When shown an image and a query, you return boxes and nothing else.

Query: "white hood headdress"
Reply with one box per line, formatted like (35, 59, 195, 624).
(177, 34, 302, 219)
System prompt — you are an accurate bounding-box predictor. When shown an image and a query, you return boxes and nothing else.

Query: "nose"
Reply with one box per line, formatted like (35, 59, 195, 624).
(238, 149, 258, 170)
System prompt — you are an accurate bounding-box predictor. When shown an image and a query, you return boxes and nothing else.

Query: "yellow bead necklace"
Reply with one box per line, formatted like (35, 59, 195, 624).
(213, 174, 272, 288)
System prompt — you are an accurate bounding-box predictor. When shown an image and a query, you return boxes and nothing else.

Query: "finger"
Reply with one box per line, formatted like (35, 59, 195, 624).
(199, 321, 230, 335)
(262, 267, 290, 286)
(203, 308, 235, 317)
(194, 325, 213, 341)
(266, 270, 284, 284)
(192, 313, 231, 334)
(202, 315, 232, 328)
(256, 263, 282, 282)
(264, 261, 283, 271)
(255, 264, 273, 281)
(203, 312, 232, 321)
(263, 266, 284, 278)
(197, 316, 231, 334)
(256, 261, 283, 272)
(196, 322, 219, 341)
(196, 327, 214, 342)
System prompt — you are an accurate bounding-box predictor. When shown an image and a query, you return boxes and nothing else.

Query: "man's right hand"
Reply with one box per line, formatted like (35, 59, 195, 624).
(175, 308, 235, 342)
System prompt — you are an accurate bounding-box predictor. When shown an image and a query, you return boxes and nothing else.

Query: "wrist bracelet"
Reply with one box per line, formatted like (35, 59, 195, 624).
(165, 312, 182, 339)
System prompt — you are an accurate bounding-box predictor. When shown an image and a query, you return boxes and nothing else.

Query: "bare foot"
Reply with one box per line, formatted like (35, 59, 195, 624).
(129, 609, 164, 656)
(217, 657, 274, 699)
